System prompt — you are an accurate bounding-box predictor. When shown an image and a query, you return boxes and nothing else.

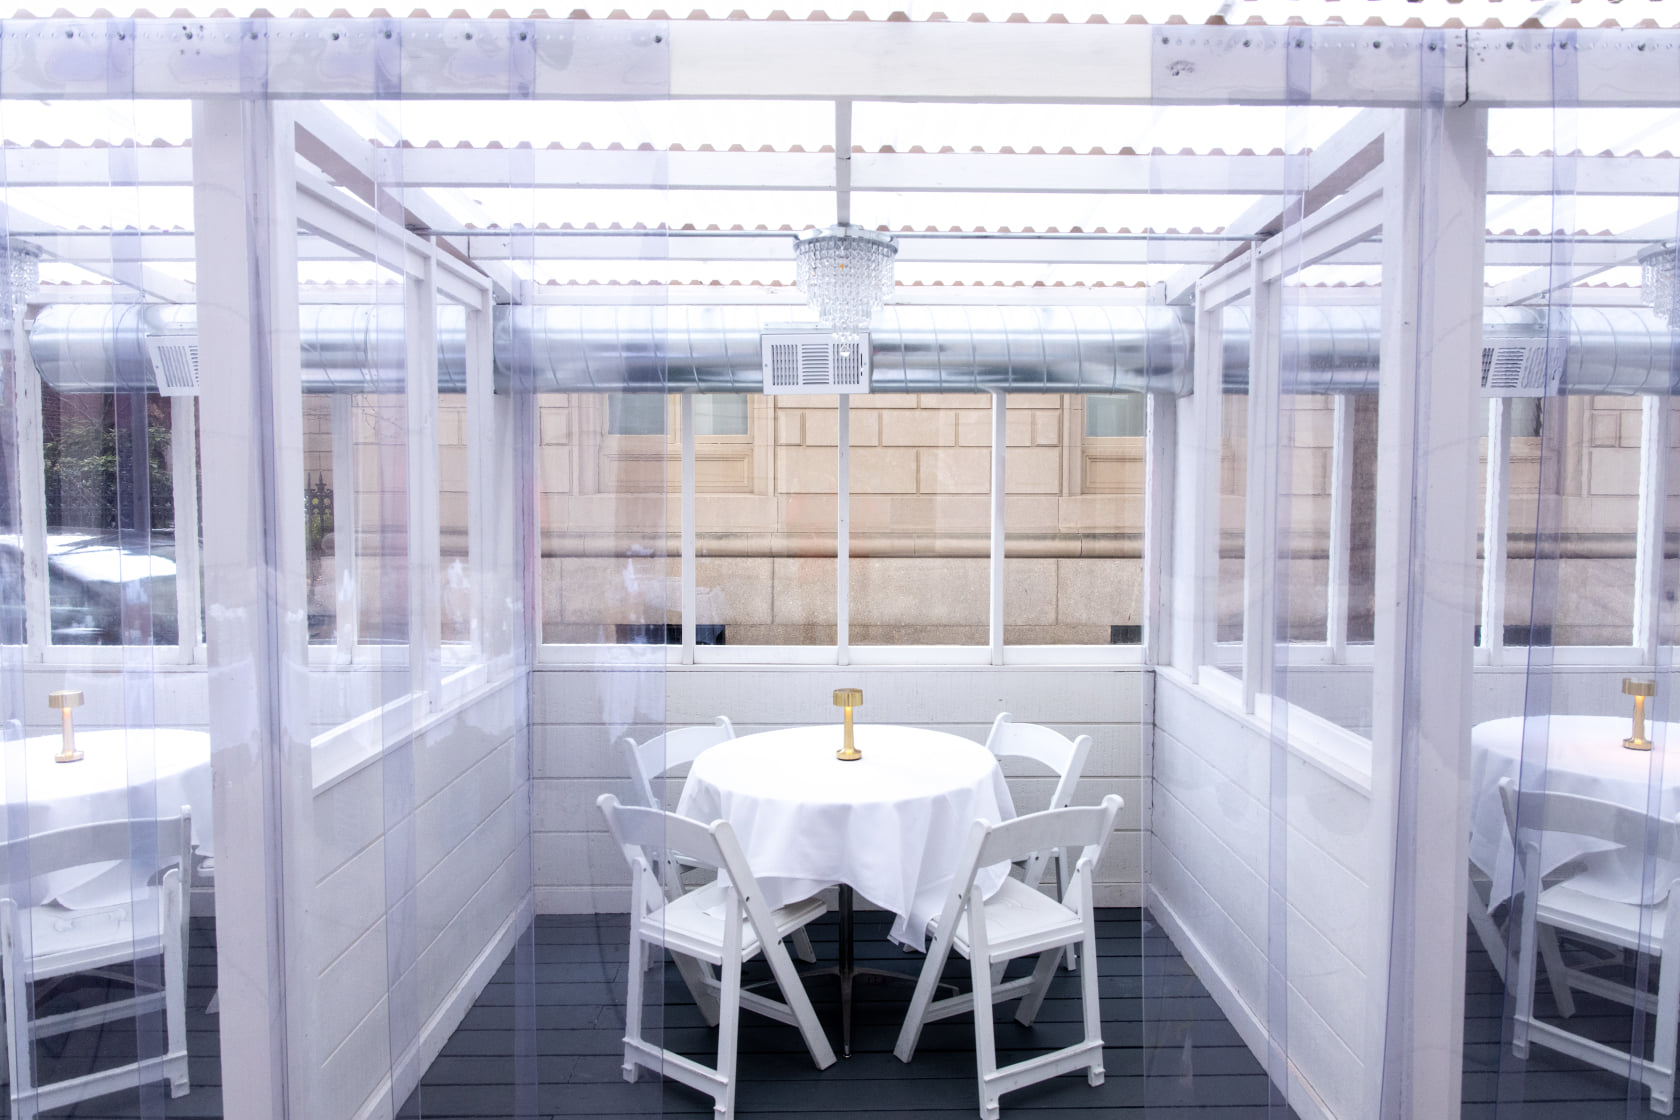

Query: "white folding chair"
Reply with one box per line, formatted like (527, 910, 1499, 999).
(597, 793, 836, 1120)
(983, 713, 1093, 969)
(1500, 778, 1680, 1114)
(621, 716, 736, 813)
(895, 795, 1122, 1120)
(620, 718, 817, 965)
(0, 808, 193, 1120)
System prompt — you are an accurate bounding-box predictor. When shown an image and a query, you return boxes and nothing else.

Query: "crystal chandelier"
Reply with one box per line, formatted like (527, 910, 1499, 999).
(1, 241, 39, 321)
(1639, 240, 1679, 322)
(793, 225, 897, 352)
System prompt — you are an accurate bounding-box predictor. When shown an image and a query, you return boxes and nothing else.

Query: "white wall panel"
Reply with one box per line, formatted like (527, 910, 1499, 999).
(533, 664, 1147, 910)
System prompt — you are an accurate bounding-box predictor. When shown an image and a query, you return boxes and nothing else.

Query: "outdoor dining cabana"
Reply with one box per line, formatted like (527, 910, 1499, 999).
(2, 5, 1678, 1119)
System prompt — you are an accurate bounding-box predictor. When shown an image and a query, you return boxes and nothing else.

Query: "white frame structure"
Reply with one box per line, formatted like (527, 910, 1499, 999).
(9, 18, 1680, 1120)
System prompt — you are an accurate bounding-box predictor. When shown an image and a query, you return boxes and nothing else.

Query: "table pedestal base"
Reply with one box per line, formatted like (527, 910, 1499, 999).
(795, 885, 954, 1058)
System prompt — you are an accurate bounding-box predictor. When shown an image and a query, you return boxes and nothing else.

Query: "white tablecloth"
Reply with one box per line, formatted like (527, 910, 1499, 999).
(676, 724, 1016, 949)
(3, 728, 212, 908)
(1470, 714, 1680, 907)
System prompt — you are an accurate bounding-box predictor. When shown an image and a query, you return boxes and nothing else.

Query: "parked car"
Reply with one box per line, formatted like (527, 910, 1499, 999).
(0, 532, 179, 646)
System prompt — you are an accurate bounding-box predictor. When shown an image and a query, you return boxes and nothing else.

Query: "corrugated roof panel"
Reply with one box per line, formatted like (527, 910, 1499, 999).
(851, 189, 1260, 232)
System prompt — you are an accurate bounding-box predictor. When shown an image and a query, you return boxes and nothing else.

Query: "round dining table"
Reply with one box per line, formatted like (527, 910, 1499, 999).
(1470, 714, 1680, 908)
(675, 722, 1016, 1056)
(2, 727, 212, 908)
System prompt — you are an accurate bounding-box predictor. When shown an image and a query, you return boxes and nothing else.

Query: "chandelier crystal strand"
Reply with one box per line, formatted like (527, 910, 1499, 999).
(1640, 241, 1680, 322)
(1, 242, 39, 321)
(794, 225, 898, 353)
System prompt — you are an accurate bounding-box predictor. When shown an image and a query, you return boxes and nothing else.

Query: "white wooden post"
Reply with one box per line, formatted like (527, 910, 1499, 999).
(171, 397, 203, 661)
(837, 395, 850, 665)
(1634, 395, 1670, 663)
(12, 324, 48, 663)
(1327, 394, 1355, 658)
(330, 394, 359, 662)
(1172, 290, 1223, 677)
(989, 390, 1005, 665)
(1242, 254, 1280, 713)
(1144, 387, 1177, 668)
(1368, 104, 1489, 1120)
(406, 253, 443, 704)
(192, 96, 313, 1120)
(680, 392, 696, 664)
(463, 296, 492, 658)
(1480, 399, 1512, 665)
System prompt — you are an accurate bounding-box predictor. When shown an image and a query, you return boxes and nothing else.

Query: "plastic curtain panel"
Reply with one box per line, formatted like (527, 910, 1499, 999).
(0, 71, 208, 1120)
(1464, 51, 1680, 1120)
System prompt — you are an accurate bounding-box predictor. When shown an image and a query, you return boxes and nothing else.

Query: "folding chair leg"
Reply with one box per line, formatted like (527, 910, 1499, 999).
(894, 925, 956, 1063)
(622, 925, 647, 1083)
(1080, 921, 1104, 1086)
(791, 927, 817, 965)
(1536, 925, 1575, 1019)
(1013, 949, 1062, 1027)
(1512, 915, 1539, 1060)
(761, 931, 836, 1069)
(970, 950, 1002, 1120)
(1057, 851, 1077, 972)
(671, 951, 722, 1027)
(714, 951, 743, 1120)
(165, 885, 190, 1097)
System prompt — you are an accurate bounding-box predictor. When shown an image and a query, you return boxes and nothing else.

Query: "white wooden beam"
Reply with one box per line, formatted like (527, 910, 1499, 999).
(1166, 108, 1387, 305)
(192, 95, 311, 1120)
(1326, 394, 1354, 659)
(1633, 395, 1669, 663)
(406, 254, 443, 702)
(1170, 284, 1223, 677)
(16, 144, 1680, 201)
(12, 322, 49, 663)
(836, 395, 850, 666)
(1479, 399, 1512, 666)
(170, 396, 202, 661)
(1368, 104, 1489, 1120)
(1489, 209, 1680, 306)
(988, 389, 1004, 666)
(680, 391, 696, 665)
(0, 203, 194, 303)
(1143, 387, 1177, 669)
(1239, 253, 1279, 714)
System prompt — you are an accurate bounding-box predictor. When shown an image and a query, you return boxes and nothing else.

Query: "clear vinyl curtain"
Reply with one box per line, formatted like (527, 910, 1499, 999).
(1463, 48, 1680, 1119)
(0, 57, 205, 1120)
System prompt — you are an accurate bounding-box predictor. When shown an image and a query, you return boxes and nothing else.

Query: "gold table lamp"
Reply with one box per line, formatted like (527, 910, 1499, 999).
(834, 687, 863, 761)
(47, 690, 84, 763)
(1624, 678, 1657, 751)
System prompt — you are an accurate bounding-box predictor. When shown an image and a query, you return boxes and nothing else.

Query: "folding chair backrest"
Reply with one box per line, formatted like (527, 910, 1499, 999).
(622, 716, 736, 810)
(0, 809, 191, 907)
(984, 713, 1092, 812)
(1498, 777, 1680, 865)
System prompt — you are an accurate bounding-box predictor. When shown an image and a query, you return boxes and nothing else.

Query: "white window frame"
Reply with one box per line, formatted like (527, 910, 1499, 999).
(8, 316, 208, 668)
(537, 385, 1151, 668)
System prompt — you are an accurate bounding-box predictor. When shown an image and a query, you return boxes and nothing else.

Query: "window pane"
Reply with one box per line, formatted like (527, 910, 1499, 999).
(303, 395, 336, 644)
(695, 393, 749, 437)
(41, 385, 176, 645)
(1085, 393, 1146, 438)
(540, 392, 673, 643)
(1006, 394, 1141, 645)
(1217, 392, 1248, 650)
(353, 393, 409, 643)
(849, 394, 988, 645)
(696, 394, 834, 645)
(439, 390, 471, 648)
(608, 393, 666, 436)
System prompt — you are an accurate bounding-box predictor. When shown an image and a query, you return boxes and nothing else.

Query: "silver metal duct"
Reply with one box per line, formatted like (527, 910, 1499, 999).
(27, 301, 1680, 397)
(29, 304, 469, 395)
(496, 305, 1194, 394)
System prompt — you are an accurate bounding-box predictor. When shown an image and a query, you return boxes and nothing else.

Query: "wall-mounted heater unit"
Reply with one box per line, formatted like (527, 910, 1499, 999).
(760, 330, 872, 396)
(144, 334, 201, 397)
(1480, 340, 1564, 397)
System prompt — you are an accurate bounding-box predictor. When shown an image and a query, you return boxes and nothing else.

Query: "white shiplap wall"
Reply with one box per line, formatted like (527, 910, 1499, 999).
(1150, 671, 1378, 1120)
(532, 663, 1149, 914)
(307, 673, 531, 1120)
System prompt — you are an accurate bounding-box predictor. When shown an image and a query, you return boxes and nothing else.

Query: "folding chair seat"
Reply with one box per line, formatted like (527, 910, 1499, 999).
(620, 717, 816, 965)
(982, 713, 1093, 969)
(1501, 777, 1680, 1114)
(0, 809, 193, 1120)
(598, 793, 836, 1120)
(894, 795, 1122, 1120)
